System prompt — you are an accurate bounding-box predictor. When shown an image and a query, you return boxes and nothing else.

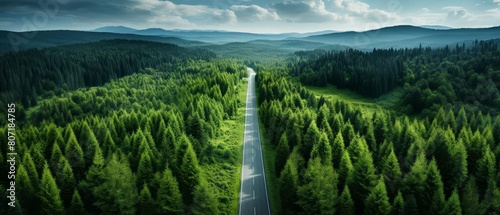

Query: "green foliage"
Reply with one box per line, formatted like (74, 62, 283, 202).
(93, 154, 138, 215)
(179, 139, 201, 205)
(191, 178, 220, 215)
(68, 190, 86, 215)
(275, 133, 291, 177)
(138, 184, 156, 215)
(157, 166, 183, 215)
(279, 152, 300, 214)
(338, 186, 355, 215)
(391, 192, 405, 215)
(297, 158, 338, 215)
(39, 163, 65, 215)
(442, 190, 462, 215)
(364, 177, 392, 215)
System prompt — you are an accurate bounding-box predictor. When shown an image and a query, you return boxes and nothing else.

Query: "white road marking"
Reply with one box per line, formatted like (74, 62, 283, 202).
(253, 190, 255, 200)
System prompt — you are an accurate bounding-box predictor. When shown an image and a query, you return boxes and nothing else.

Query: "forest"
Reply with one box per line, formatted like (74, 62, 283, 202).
(1, 34, 499, 215)
(1, 40, 248, 215)
(256, 39, 500, 214)
(289, 40, 500, 116)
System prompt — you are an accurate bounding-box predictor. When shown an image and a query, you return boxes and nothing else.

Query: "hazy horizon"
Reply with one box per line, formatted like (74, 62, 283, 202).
(0, 0, 499, 34)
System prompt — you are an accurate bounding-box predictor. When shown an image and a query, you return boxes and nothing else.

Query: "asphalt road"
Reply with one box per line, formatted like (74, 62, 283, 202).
(239, 67, 271, 215)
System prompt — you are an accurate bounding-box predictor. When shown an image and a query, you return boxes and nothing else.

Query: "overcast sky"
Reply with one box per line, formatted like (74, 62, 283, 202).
(0, 0, 499, 33)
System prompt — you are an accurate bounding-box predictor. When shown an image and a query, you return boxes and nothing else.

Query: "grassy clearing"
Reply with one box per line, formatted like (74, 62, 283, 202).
(203, 77, 248, 215)
(305, 84, 404, 116)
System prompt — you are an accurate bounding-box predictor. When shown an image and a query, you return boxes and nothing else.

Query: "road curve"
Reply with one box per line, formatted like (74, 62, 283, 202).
(239, 68, 271, 215)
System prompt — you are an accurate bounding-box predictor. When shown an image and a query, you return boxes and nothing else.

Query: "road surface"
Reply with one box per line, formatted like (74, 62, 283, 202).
(239, 68, 271, 215)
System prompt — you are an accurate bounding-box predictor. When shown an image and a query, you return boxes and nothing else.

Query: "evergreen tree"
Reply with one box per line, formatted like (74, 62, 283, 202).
(302, 120, 321, 162)
(476, 145, 496, 197)
(403, 152, 427, 213)
(157, 166, 183, 215)
(279, 155, 300, 214)
(391, 191, 405, 215)
(138, 184, 156, 215)
(338, 186, 355, 215)
(338, 150, 354, 189)
(68, 190, 86, 215)
(331, 131, 345, 169)
(382, 148, 402, 200)
(425, 159, 446, 215)
(191, 178, 219, 215)
(16, 164, 36, 214)
(93, 154, 137, 215)
(103, 130, 116, 157)
(137, 152, 154, 187)
(297, 158, 338, 215)
(364, 177, 392, 215)
(275, 133, 290, 176)
(460, 177, 481, 215)
(22, 152, 39, 189)
(348, 146, 378, 214)
(65, 128, 85, 179)
(179, 141, 201, 204)
(310, 132, 332, 165)
(79, 121, 100, 169)
(39, 163, 65, 215)
(57, 156, 76, 207)
(442, 190, 462, 215)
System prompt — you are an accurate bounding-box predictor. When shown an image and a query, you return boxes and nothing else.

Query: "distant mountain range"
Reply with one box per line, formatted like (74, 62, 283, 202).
(0, 30, 205, 53)
(300, 25, 500, 50)
(93, 26, 338, 43)
(1, 25, 499, 53)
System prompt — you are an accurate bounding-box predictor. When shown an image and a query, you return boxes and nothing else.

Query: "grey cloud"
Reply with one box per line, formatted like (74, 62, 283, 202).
(272, 1, 340, 22)
(230, 5, 278, 22)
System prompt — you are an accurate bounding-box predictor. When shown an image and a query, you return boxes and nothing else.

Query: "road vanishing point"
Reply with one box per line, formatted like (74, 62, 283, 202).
(239, 67, 272, 215)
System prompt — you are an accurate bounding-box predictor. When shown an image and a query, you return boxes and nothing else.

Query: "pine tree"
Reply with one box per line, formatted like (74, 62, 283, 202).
(17, 164, 36, 214)
(348, 146, 377, 214)
(442, 190, 462, 215)
(93, 154, 137, 215)
(275, 133, 290, 176)
(338, 186, 355, 215)
(179, 141, 201, 205)
(49, 142, 63, 174)
(302, 120, 321, 162)
(79, 121, 100, 169)
(391, 191, 405, 215)
(425, 159, 446, 215)
(342, 121, 356, 148)
(373, 112, 389, 145)
(57, 157, 76, 207)
(364, 176, 392, 215)
(161, 125, 177, 168)
(460, 177, 480, 215)
(382, 148, 402, 200)
(22, 151, 39, 189)
(157, 166, 183, 215)
(338, 151, 353, 189)
(191, 178, 219, 215)
(39, 163, 65, 215)
(103, 130, 116, 157)
(279, 155, 300, 214)
(310, 132, 332, 165)
(65, 128, 85, 179)
(476, 145, 496, 197)
(68, 189, 86, 215)
(137, 152, 154, 187)
(403, 152, 427, 213)
(138, 184, 156, 215)
(331, 131, 345, 169)
(297, 158, 338, 215)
